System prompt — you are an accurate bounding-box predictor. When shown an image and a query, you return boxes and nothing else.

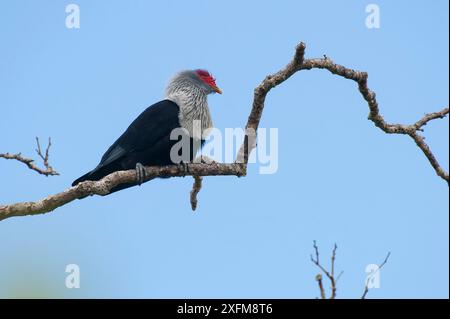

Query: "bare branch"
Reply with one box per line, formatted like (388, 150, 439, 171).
(237, 42, 306, 163)
(311, 243, 390, 299)
(190, 175, 203, 211)
(311, 241, 338, 299)
(361, 252, 391, 299)
(331, 243, 337, 278)
(1, 41, 448, 221)
(189, 155, 217, 210)
(0, 137, 59, 176)
(238, 42, 448, 184)
(0, 163, 245, 221)
(300, 56, 449, 184)
(315, 274, 326, 299)
(413, 108, 449, 131)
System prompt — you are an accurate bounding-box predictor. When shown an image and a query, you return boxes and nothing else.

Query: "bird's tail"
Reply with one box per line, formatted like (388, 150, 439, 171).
(72, 171, 97, 186)
(72, 164, 111, 186)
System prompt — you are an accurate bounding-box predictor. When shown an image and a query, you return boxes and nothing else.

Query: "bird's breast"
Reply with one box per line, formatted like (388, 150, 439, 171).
(168, 93, 213, 139)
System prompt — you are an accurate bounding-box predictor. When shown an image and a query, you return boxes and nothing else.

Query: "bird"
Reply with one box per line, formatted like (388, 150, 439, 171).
(72, 69, 222, 194)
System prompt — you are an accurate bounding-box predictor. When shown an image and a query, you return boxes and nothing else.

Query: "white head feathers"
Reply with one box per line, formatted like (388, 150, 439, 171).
(165, 70, 217, 139)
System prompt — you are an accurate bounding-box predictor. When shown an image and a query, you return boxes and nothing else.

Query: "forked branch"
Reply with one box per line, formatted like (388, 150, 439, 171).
(0, 42, 447, 221)
(0, 137, 59, 177)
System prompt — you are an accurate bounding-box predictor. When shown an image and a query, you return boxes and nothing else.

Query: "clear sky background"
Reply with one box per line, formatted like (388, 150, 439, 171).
(0, 0, 448, 298)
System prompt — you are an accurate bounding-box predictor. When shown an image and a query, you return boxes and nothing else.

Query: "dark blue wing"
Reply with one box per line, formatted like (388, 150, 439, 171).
(95, 99, 180, 169)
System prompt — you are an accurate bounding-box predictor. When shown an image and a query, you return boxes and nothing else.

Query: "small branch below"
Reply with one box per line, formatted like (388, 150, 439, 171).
(190, 176, 203, 211)
(311, 241, 339, 299)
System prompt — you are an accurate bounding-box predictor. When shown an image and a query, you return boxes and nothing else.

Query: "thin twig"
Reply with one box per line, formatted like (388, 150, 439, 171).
(361, 252, 391, 299)
(311, 241, 338, 299)
(0, 137, 59, 176)
(331, 243, 337, 278)
(335, 271, 344, 283)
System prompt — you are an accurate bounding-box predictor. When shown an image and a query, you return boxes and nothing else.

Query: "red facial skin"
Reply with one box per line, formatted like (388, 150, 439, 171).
(196, 69, 222, 94)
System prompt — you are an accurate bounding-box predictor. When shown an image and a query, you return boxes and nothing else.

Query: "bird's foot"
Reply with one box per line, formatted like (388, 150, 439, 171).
(135, 162, 147, 186)
(200, 155, 216, 164)
(178, 161, 190, 177)
(194, 155, 211, 164)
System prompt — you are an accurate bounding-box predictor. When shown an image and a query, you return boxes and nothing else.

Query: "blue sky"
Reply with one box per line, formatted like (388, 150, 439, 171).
(0, 0, 448, 298)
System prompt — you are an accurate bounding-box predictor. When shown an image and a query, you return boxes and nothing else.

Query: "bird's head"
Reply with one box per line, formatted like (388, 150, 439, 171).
(166, 69, 222, 96)
(194, 69, 222, 94)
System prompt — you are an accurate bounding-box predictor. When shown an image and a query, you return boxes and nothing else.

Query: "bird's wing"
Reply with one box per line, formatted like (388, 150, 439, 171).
(96, 99, 180, 168)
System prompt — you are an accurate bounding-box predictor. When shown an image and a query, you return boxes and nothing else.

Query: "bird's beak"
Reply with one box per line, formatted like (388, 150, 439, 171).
(213, 86, 222, 94)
